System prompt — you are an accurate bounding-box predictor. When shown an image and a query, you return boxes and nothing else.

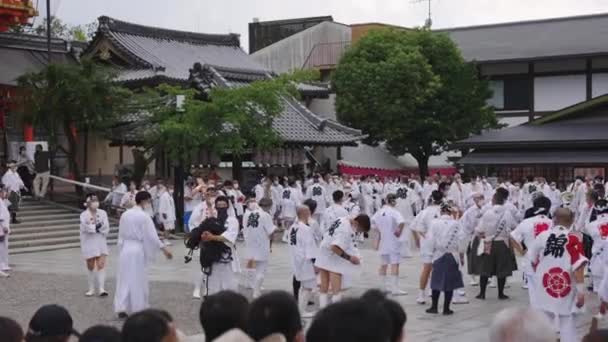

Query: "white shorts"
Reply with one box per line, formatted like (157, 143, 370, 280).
(380, 253, 401, 265)
(420, 237, 434, 264)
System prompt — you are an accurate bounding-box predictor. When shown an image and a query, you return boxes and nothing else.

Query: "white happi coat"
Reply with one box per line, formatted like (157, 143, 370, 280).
(321, 204, 349, 233)
(360, 181, 374, 216)
(371, 205, 405, 257)
(315, 217, 361, 276)
(459, 204, 485, 247)
(394, 183, 415, 225)
(79, 209, 110, 259)
(2, 169, 23, 193)
(476, 204, 517, 245)
(207, 216, 241, 295)
(105, 182, 127, 208)
(510, 214, 553, 308)
(158, 191, 176, 230)
(306, 183, 327, 214)
(447, 181, 467, 211)
(242, 209, 276, 261)
(596, 238, 608, 302)
(120, 191, 137, 209)
(288, 220, 317, 283)
(114, 206, 164, 314)
(0, 199, 10, 269)
(280, 187, 301, 220)
(584, 213, 608, 286)
(529, 226, 587, 316)
(428, 215, 465, 263)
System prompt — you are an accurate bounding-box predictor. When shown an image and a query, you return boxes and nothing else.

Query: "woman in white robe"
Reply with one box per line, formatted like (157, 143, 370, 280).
(113, 191, 172, 318)
(80, 194, 110, 296)
(0, 188, 11, 278)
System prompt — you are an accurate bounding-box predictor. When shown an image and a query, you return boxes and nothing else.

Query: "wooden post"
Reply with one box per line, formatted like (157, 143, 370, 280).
(232, 154, 242, 183)
(173, 163, 185, 232)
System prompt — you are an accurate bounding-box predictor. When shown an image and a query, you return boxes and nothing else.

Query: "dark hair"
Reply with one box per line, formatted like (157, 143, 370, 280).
(533, 196, 552, 213)
(135, 191, 151, 204)
(288, 177, 296, 187)
(430, 190, 444, 205)
(438, 182, 450, 193)
(79, 325, 120, 342)
(354, 214, 371, 233)
(307, 298, 392, 342)
(332, 190, 344, 204)
(200, 291, 249, 341)
(360, 290, 406, 342)
(0, 316, 24, 342)
(527, 175, 534, 182)
(223, 180, 233, 188)
(121, 310, 170, 342)
(247, 291, 302, 342)
(214, 195, 230, 207)
(493, 192, 506, 205)
(495, 187, 509, 201)
(303, 199, 317, 216)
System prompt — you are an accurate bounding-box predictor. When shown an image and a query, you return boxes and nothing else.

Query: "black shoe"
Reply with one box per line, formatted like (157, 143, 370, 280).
(118, 312, 128, 319)
(498, 294, 509, 300)
(99, 291, 109, 297)
(443, 309, 454, 315)
(475, 294, 485, 300)
(426, 307, 438, 314)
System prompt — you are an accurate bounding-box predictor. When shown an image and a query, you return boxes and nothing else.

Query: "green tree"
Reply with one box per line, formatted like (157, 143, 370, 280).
(11, 16, 96, 42)
(17, 60, 132, 186)
(333, 29, 499, 176)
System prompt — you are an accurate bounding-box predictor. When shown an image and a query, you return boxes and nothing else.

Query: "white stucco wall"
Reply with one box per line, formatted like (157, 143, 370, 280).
(534, 75, 586, 111)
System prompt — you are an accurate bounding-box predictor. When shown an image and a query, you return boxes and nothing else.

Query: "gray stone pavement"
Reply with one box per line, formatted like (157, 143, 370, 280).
(2, 240, 606, 341)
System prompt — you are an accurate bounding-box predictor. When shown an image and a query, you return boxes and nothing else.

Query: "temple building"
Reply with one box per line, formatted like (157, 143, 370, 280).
(82, 16, 364, 183)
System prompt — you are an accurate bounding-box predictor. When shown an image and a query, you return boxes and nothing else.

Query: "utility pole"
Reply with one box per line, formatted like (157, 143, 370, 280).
(46, 0, 51, 63)
(412, 0, 433, 28)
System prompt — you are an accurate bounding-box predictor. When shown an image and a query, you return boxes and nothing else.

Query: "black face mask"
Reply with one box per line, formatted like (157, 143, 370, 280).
(217, 208, 229, 223)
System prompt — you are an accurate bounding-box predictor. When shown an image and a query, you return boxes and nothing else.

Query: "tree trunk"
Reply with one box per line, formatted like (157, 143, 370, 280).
(415, 154, 430, 178)
(173, 163, 185, 232)
(63, 121, 82, 196)
(132, 149, 154, 186)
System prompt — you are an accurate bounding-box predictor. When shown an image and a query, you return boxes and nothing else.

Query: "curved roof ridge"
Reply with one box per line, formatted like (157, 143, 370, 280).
(98, 16, 240, 47)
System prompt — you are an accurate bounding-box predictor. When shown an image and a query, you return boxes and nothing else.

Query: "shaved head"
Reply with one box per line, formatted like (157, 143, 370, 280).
(296, 205, 311, 221)
(554, 208, 574, 227)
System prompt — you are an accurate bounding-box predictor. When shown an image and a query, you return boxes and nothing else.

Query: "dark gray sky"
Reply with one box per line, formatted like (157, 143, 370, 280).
(40, 0, 608, 51)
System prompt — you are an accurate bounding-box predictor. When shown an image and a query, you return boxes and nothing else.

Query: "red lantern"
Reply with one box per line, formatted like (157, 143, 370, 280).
(0, 0, 38, 32)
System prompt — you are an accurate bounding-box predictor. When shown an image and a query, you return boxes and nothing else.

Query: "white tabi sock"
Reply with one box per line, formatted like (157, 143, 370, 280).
(86, 270, 95, 296)
(299, 288, 312, 313)
(319, 293, 329, 309)
(97, 269, 106, 294)
(418, 289, 425, 298)
(380, 275, 389, 292)
(332, 293, 343, 303)
(253, 273, 264, 298)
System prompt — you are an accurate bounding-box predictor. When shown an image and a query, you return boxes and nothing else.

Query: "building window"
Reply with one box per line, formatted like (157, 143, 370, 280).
(488, 77, 531, 111)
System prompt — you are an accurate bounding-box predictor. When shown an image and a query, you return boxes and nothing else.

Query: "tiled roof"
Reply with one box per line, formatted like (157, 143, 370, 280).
(91, 17, 363, 146)
(440, 13, 608, 62)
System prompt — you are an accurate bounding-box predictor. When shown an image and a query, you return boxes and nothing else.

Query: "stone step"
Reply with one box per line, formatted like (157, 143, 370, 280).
(9, 233, 119, 249)
(16, 212, 78, 221)
(9, 240, 118, 255)
(11, 218, 80, 229)
(10, 228, 119, 242)
(18, 207, 73, 215)
(10, 224, 85, 235)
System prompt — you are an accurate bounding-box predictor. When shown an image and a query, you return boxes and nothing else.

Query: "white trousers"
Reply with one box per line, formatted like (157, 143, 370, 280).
(33, 171, 50, 198)
(544, 312, 577, 342)
(206, 263, 238, 296)
(0, 236, 8, 270)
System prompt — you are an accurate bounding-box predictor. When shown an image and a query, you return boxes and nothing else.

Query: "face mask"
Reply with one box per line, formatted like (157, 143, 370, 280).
(216, 208, 228, 222)
(144, 185, 151, 190)
(90, 201, 99, 210)
(247, 202, 256, 211)
(234, 184, 239, 189)
(168, 189, 174, 195)
(273, 181, 279, 186)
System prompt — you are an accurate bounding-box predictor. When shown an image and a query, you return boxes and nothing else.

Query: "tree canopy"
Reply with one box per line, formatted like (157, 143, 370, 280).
(17, 60, 131, 182)
(10, 16, 97, 42)
(140, 70, 317, 165)
(333, 28, 499, 176)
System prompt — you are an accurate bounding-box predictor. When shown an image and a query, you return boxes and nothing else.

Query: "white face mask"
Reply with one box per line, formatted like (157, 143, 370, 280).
(247, 202, 257, 211)
(89, 201, 99, 210)
(234, 183, 239, 189)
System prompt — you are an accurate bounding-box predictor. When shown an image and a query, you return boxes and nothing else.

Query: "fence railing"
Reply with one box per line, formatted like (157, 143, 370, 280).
(47, 175, 126, 217)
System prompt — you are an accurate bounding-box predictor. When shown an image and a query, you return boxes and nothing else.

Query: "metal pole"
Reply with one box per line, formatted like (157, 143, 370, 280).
(46, 0, 51, 63)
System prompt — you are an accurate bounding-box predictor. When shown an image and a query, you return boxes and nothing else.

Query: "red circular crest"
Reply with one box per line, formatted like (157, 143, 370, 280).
(542, 267, 571, 298)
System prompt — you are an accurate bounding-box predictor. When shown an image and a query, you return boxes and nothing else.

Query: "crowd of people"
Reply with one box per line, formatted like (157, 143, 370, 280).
(3, 167, 608, 341)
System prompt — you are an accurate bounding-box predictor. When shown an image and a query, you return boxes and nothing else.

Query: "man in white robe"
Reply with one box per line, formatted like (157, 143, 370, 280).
(80, 194, 110, 297)
(529, 208, 587, 342)
(305, 175, 327, 223)
(2, 161, 25, 224)
(320, 190, 349, 233)
(288, 205, 318, 318)
(0, 187, 11, 278)
(372, 194, 407, 295)
(114, 191, 172, 318)
(242, 198, 276, 298)
(158, 185, 176, 245)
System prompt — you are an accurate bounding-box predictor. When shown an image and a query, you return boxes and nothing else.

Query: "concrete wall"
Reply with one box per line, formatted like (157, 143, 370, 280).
(85, 133, 156, 179)
(251, 21, 351, 74)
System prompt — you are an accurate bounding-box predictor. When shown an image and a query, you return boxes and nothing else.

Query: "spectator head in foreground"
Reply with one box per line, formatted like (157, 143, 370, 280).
(79, 325, 121, 342)
(199, 290, 249, 341)
(122, 309, 178, 342)
(360, 289, 407, 342)
(489, 307, 556, 342)
(25, 304, 80, 342)
(247, 291, 303, 342)
(307, 298, 393, 342)
(0, 316, 24, 342)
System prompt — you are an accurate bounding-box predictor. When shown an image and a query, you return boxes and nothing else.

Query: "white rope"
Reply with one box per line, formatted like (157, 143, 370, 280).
(48, 175, 126, 195)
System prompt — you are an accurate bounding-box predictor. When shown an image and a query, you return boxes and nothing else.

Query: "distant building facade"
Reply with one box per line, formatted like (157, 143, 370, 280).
(248, 16, 333, 53)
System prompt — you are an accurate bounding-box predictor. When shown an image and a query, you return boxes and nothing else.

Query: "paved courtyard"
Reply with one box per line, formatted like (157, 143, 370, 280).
(1, 239, 606, 341)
